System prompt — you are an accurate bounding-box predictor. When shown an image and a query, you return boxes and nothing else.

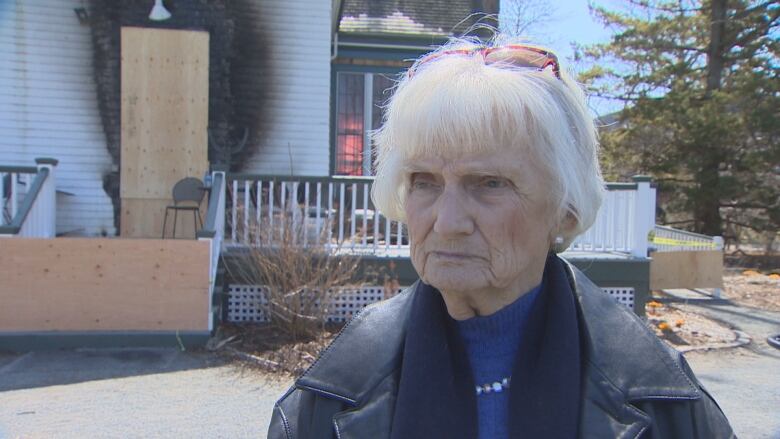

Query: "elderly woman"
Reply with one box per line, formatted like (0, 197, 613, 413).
(269, 38, 733, 438)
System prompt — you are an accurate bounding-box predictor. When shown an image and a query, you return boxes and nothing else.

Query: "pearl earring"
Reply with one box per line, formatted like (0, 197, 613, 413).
(553, 235, 565, 253)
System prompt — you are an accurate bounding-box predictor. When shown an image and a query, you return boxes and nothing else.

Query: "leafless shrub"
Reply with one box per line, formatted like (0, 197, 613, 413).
(226, 203, 364, 341)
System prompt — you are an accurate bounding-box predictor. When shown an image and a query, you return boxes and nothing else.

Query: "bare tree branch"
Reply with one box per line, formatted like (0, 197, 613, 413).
(501, 0, 556, 39)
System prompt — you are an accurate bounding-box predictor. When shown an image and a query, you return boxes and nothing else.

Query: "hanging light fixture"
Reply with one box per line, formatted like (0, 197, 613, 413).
(149, 0, 172, 21)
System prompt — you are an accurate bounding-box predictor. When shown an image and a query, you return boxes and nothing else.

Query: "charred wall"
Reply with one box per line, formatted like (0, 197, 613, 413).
(88, 0, 269, 232)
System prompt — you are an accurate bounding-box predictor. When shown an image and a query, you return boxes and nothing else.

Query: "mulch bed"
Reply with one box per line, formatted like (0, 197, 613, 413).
(645, 300, 737, 349)
(721, 271, 780, 313)
(207, 323, 339, 377)
(646, 270, 779, 350)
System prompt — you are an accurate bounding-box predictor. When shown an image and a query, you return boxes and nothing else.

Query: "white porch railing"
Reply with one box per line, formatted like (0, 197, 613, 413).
(569, 177, 656, 257)
(226, 175, 409, 256)
(0, 158, 58, 238)
(651, 225, 724, 252)
(225, 174, 658, 258)
(197, 170, 227, 331)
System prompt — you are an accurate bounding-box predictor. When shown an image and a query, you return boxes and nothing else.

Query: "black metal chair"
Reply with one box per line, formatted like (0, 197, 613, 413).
(162, 177, 205, 238)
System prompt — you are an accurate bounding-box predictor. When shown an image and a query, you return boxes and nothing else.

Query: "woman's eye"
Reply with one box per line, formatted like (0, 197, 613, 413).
(480, 177, 509, 189)
(410, 174, 438, 191)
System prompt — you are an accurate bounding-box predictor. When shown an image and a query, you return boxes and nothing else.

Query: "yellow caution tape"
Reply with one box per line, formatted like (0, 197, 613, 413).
(651, 237, 718, 248)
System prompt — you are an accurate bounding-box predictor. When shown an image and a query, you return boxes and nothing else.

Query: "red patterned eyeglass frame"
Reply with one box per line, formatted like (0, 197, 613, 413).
(408, 44, 561, 79)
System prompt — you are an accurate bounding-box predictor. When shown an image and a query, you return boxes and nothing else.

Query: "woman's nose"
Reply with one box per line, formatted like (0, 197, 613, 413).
(432, 188, 475, 237)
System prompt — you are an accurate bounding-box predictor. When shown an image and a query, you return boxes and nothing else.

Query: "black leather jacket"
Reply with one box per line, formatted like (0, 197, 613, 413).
(269, 261, 735, 438)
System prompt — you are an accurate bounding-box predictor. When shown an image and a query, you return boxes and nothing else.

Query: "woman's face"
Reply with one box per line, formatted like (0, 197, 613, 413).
(404, 147, 558, 297)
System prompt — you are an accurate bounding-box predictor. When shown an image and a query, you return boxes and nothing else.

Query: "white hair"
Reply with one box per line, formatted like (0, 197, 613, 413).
(371, 37, 604, 248)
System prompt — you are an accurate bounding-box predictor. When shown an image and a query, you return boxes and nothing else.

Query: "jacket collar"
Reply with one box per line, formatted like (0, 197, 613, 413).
(295, 281, 418, 406)
(563, 260, 700, 402)
(562, 259, 700, 437)
(296, 256, 700, 437)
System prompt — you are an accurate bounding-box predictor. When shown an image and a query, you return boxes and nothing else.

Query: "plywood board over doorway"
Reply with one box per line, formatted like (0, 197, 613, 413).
(120, 27, 209, 238)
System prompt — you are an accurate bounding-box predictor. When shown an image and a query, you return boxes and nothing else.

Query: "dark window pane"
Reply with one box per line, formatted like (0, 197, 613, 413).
(336, 73, 364, 176)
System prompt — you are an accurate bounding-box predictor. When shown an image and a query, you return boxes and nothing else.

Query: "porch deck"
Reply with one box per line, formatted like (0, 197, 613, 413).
(218, 173, 661, 320)
(0, 168, 228, 352)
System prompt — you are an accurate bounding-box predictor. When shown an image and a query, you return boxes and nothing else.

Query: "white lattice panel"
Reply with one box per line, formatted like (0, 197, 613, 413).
(228, 285, 635, 322)
(227, 285, 269, 322)
(602, 287, 635, 310)
(227, 285, 405, 323)
(328, 287, 384, 322)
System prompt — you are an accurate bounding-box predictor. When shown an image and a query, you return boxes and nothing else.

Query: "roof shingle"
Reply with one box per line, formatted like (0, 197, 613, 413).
(339, 0, 497, 36)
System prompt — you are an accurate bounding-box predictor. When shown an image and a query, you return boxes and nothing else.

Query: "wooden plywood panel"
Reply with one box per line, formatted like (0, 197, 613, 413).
(650, 251, 724, 290)
(0, 238, 210, 332)
(120, 27, 209, 237)
(120, 198, 205, 239)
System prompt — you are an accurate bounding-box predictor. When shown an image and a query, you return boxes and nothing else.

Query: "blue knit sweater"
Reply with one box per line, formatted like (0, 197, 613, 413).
(453, 285, 542, 439)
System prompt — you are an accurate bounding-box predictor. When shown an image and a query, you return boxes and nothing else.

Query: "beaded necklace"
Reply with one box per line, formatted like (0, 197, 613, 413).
(475, 377, 510, 395)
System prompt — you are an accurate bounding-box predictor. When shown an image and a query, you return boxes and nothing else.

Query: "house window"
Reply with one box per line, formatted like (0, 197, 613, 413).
(335, 72, 395, 176)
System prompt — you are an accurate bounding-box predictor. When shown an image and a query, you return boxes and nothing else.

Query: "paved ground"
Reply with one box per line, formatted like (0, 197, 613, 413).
(660, 289, 780, 439)
(1, 293, 778, 438)
(0, 349, 291, 438)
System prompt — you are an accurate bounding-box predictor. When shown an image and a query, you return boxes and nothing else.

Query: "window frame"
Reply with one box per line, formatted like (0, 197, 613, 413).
(330, 64, 402, 176)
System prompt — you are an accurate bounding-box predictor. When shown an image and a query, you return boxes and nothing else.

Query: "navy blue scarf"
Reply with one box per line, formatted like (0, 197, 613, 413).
(390, 255, 582, 438)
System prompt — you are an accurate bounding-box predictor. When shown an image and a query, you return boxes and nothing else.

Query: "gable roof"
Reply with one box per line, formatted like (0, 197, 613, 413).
(338, 0, 498, 37)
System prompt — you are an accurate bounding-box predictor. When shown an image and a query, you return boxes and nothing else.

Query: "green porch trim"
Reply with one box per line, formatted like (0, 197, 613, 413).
(335, 33, 446, 61)
(338, 33, 449, 47)
(0, 165, 38, 174)
(605, 182, 638, 190)
(564, 256, 651, 317)
(34, 157, 59, 166)
(358, 256, 419, 285)
(0, 331, 211, 352)
(358, 256, 650, 317)
(632, 175, 653, 183)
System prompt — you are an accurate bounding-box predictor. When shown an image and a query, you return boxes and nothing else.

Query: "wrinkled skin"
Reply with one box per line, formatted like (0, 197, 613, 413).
(403, 148, 561, 319)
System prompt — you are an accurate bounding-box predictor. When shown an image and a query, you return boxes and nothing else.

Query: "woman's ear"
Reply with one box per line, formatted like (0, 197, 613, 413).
(559, 211, 577, 237)
(550, 210, 578, 252)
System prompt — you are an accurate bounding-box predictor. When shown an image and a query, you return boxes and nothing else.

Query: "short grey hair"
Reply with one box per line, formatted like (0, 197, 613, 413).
(371, 37, 604, 248)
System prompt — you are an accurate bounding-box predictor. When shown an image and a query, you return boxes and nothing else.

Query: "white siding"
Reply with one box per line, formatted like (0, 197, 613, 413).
(243, 0, 332, 176)
(0, 1, 116, 236)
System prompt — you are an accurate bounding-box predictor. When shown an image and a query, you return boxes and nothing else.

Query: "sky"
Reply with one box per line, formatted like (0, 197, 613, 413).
(500, 0, 621, 115)
(536, 0, 613, 63)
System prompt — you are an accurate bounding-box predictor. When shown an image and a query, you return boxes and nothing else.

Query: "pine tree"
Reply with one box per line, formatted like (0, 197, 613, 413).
(579, 0, 779, 247)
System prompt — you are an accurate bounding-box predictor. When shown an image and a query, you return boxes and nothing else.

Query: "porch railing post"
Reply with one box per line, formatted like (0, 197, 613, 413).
(197, 169, 227, 332)
(631, 175, 655, 258)
(26, 158, 58, 238)
(713, 236, 724, 298)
